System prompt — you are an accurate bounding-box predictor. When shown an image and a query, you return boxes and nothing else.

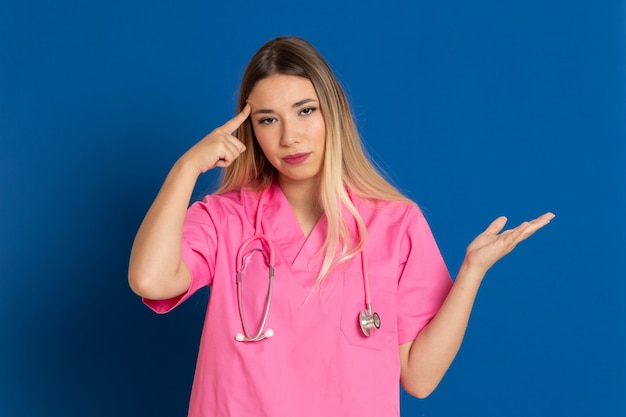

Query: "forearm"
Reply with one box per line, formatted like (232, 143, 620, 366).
(128, 159, 199, 299)
(128, 106, 251, 299)
(400, 212, 554, 398)
(400, 262, 486, 397)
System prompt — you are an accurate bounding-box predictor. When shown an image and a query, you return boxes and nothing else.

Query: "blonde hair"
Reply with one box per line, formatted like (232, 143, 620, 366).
(217, 36, 408, 282)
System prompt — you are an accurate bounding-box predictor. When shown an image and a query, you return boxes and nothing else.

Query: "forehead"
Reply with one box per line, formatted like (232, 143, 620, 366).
(247, 74, 318, 107)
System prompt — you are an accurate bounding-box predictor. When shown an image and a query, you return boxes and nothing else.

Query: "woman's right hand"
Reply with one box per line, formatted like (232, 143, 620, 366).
(129, 104, 251, 300)
(178, 104, 251, 175)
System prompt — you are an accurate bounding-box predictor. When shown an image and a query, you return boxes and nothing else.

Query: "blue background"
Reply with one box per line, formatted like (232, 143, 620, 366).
(1, 0, 624, 416)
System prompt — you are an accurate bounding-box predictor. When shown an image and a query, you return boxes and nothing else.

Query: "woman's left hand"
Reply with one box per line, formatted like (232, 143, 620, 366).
(463, 212, 555, 274)
(401, 211, 555, 397)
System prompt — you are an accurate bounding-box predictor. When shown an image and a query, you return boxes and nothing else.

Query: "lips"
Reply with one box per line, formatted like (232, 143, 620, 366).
(282, 152, 311, 165)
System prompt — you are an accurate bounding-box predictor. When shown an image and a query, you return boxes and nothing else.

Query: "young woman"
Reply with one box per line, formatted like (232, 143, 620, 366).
(128, 36, 554, 416)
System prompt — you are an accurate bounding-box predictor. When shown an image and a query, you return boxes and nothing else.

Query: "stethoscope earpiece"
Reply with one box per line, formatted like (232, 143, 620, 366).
(359, 309, 381, 337)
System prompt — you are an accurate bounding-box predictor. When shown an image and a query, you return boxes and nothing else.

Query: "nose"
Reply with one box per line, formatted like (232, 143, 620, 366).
(279, 120, 299, 147)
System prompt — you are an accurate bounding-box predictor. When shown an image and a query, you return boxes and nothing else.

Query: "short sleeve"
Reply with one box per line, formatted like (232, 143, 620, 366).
(396, 207, 452, 344)
(142, 199, 218, 314)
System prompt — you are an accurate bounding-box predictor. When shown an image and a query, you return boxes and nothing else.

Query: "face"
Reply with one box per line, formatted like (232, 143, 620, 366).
(246, 74, 326, 189)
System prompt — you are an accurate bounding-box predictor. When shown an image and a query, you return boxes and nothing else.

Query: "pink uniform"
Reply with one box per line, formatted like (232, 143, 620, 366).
(145, 182, 452, 417)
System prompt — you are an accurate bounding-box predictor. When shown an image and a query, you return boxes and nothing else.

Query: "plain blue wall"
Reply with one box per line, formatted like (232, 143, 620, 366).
(1, 0, 624, 416)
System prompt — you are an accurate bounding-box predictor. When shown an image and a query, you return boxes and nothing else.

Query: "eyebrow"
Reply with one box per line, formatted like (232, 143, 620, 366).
(252, 98, 318, 115)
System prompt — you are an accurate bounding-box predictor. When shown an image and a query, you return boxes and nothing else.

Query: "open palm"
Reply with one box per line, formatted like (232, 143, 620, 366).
(464, 212, 555, 272)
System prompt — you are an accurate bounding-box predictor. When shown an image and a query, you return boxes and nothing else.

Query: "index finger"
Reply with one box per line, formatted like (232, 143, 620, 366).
(221, 104, 251, 134)
(509, 212, 556, 244)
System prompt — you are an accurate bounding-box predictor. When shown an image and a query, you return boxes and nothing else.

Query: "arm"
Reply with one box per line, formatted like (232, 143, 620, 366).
(399, 212, 555, 398)
(128, 105, 250, 300)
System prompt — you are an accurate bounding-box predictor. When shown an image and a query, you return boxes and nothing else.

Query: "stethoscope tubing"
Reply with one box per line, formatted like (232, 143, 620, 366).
(236, 233, 275, 342)
(234, 187, 379, 342)
(235, 188, 277, 342)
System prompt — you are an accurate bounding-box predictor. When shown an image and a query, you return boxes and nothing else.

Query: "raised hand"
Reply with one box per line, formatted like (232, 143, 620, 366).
(129, 104, 252, 300)
(463, 212, 555, 274)
(400, 211, 555, 397)
(178, 104, 251, 174)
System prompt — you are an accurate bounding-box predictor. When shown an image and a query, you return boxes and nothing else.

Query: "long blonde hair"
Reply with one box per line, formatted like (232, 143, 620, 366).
(217, 36, 408, 282)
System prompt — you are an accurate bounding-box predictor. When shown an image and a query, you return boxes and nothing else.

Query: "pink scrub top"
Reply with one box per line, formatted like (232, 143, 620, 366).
(144, 182, 452, 417)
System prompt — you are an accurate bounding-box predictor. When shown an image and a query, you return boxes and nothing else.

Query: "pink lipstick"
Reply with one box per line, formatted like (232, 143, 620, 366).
(282, 153, 311, 165)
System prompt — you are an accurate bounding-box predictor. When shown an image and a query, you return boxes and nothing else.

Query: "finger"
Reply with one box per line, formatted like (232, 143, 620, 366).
(502, 221, 532, 245)
(506, 212, 555, 245)
(531, 212, 556, 227)
(216, 141, 245, 166)
(225, 134, 247, 154)
(517, 212, 555, 239)
(215, 158, 231, 168)
(215, 151, 239, 168)
(482, 216, 508, 236)
(221, 104, 251, 134)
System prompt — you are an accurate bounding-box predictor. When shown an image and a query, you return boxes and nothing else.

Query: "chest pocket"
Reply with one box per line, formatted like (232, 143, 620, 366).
(340, 273, 398, 350)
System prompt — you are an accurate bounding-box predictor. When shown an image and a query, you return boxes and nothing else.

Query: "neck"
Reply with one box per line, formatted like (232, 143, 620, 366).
(278, 176, 323, 236)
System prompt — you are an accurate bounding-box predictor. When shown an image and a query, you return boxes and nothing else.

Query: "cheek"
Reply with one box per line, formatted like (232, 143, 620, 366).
(313, 118, 327, 147)
(251, 125, 267, 146)
(252, 130, 275, 159)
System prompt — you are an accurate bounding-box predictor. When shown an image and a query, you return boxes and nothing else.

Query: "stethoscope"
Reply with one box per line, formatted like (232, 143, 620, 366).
(234, 187, 380, 342)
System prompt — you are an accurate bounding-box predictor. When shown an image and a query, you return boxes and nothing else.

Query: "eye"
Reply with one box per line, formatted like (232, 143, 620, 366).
(300, 107, 317, 116)
(257, 117, 277, 125)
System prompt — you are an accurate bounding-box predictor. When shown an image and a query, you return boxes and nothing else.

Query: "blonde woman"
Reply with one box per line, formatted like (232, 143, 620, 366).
(129, 36, 554, 417)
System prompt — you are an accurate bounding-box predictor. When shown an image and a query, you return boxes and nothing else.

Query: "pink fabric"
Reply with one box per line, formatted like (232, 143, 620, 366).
(144, 182, 452, 417)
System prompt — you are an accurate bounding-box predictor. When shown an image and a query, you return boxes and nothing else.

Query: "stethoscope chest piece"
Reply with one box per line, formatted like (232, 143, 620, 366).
(359, 308, 381, 337)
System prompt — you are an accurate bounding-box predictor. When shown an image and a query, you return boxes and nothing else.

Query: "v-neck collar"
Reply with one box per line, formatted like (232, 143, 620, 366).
(262, 182, 327, 272)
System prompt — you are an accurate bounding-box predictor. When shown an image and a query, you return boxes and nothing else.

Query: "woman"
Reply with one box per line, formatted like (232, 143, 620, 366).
(128, 36, 554, 416)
